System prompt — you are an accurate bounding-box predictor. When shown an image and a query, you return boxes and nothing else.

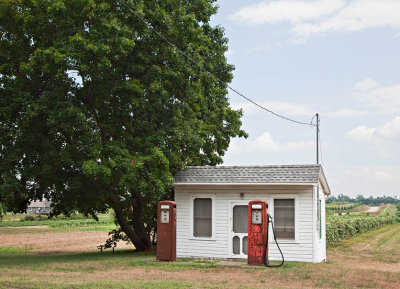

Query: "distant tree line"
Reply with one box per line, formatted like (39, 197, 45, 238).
(327, 194, 399, 205)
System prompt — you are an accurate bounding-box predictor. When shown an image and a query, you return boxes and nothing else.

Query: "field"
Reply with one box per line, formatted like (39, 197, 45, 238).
(326, 202, 397, 217)
(1, 222, 399, 288)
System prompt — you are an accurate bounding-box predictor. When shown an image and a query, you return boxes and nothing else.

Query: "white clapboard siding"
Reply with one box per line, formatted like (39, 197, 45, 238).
(175, 185, 324, 262)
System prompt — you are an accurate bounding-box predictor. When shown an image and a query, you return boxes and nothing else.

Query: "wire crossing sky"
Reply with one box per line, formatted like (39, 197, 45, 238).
(122, 0, 400, 197)
(214, 0, 400, 197)
(120, 0, 317, 128)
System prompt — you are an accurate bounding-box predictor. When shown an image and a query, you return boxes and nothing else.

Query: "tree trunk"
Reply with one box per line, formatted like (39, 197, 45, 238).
(112, 198, 152, 252)
(132, 196, 152, 251)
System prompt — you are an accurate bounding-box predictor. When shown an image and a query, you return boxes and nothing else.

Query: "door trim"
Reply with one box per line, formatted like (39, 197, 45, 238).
(228, 201, 249, 259)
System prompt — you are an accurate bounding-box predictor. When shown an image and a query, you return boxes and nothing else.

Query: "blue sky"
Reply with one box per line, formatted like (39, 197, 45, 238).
(210, 0, 400, 197)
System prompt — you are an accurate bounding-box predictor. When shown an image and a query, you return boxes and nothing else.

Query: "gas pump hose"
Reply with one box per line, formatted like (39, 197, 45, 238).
(264, 214, 284, 268)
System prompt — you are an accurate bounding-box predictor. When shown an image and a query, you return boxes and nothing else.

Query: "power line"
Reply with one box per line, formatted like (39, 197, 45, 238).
(119, 0, 316, 127)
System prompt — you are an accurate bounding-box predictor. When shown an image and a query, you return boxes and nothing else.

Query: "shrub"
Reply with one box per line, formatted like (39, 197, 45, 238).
(326, 216, 397, 246)
(20, 215, 36, 221)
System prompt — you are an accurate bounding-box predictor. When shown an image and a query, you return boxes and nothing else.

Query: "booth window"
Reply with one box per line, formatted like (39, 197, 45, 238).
(274, 199, 295, 239)
(193, 198, 212, 237)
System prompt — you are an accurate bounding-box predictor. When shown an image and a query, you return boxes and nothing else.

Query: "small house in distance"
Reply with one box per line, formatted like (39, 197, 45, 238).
(173, 164, 330, 263)
(27, 199, 52, 215)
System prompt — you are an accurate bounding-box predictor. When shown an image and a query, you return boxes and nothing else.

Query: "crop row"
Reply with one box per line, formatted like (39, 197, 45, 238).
(326, 216, 397, 246)
(49, 219, 114, 228)
(0, 218, 114, 228)
(326, 203, 361, 211)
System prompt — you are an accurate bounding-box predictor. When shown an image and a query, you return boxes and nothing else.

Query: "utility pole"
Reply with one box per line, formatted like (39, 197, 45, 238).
(316, 113, 319, 164)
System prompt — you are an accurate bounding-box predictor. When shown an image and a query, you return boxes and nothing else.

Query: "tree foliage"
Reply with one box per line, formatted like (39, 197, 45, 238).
(327, 194, 399, 205)
(0, 0, 246, 250)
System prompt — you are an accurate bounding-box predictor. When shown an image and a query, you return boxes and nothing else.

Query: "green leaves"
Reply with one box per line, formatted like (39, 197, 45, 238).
(1, 0, 246, 249)
(326, 216, 397, 246)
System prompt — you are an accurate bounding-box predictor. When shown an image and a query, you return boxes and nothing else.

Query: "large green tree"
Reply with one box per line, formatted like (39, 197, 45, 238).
(0, 0, 246, 250)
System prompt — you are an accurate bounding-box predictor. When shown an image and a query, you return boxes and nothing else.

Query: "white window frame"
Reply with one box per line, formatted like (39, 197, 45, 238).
(189, 194, 216, 240)
(270, 195, 299, 244)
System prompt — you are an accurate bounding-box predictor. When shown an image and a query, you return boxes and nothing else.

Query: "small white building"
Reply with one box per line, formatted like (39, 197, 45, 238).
(27, 199, 52, 215)
(173, 165, 330, 263)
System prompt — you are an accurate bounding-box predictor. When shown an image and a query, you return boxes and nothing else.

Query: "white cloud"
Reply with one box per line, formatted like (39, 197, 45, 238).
(347, 116, 400, 142)
(354, 78, 378, 90)
(230, 0, 400, 40)
(354, 79, 400, 114)
(231, 101, 315, 117)
(246, 43, 273, 53)
(375, 116, 400, 141)
(230, 0, 344, 25)
(347, 166, 400, 183)
(230, 132, 314, 153)
(346, 125, 375, 141)
(327, 108, 368, 118)
(327, 165, 400, 196)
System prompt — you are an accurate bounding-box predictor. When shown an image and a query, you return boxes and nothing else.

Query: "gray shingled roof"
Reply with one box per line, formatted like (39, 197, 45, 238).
(174, 165, 323, 184)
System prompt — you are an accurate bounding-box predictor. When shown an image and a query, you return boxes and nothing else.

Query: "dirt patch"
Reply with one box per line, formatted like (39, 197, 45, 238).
(367, 206, 380, 213)
(215, 260, 248, 267)
(368, 204, 389, 215)
(0, 228, 132, 253)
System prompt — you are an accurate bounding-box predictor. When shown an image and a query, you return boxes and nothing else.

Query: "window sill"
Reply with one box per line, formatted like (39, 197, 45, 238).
(273, 239, 299, 244)
(189, 237, 216, 241)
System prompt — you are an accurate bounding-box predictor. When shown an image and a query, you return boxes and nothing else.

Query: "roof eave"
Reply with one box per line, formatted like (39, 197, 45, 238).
(174, 182, 317, 186)
(318, 167, 331, 196)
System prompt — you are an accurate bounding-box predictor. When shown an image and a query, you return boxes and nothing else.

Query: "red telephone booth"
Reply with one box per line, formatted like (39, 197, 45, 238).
(248, 200, 268, 266)
(156, 200, 176, 261)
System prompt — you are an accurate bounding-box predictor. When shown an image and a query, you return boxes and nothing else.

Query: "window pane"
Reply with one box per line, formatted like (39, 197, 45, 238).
(193, 198, 212, 237)
(233, 236, 240, 254)
(274, 199, 295, 239)
(233, 205, 248, 233)
(242, 236, 248, 255)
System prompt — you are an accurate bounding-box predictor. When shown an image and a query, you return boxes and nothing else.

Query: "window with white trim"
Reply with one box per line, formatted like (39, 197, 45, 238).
(193, 198, 212, 237)
(274, 199, 295, 239)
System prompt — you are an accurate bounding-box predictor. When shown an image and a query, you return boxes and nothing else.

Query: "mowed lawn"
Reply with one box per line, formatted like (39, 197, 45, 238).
(0, 224, 399, 289)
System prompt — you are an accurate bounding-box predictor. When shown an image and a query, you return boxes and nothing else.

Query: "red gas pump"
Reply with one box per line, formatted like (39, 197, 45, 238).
(248, 200, 268, 265)
(156, 200, 176, 262)
(248, 200, 284, 267)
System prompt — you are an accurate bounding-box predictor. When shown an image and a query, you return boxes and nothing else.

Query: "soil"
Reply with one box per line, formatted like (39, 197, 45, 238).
(0, 226, 132, 253)
(1, 224, 399, 288)
(366, 206, 380, 213)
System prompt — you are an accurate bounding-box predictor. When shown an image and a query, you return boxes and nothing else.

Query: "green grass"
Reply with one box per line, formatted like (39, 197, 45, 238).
(0, 212, 114, 227)
(0, 279, 198, 289)
(0, 246, 32, 253)
(379, 204, 398, 216)
(1, 219, 399, 288)
(0, 217, 114, 228)
(1, 225, 399, 289)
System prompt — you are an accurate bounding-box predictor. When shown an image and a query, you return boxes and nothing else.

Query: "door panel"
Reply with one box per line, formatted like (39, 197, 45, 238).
(229, 204, 248, 258)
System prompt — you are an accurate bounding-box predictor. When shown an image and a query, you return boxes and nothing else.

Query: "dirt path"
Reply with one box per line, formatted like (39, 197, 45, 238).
(329, 224, 400, 273)
(366, 206, 380, 212)
(0, 226, 132, 253)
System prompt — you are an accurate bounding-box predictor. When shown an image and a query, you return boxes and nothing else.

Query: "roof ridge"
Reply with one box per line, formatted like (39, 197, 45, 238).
(186, 164, 321, 169)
